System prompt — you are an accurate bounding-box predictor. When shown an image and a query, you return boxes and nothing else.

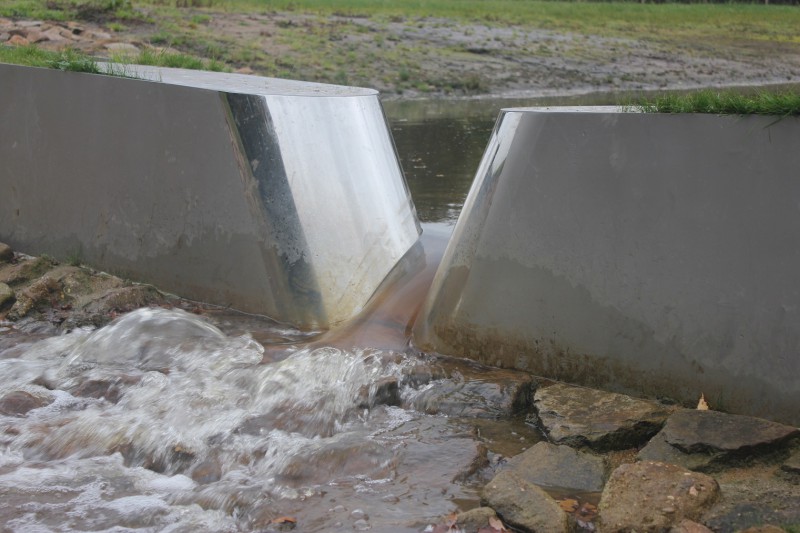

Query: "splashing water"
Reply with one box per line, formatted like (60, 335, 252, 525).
(0, 229, 541, 531)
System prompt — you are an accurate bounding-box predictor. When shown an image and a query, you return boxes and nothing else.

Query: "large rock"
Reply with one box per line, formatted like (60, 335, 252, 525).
(409, 367, 535, 419)
(639, 409, 800, 471)
(598, 461, 720, 532)
(501, 441, 606, 493)
(482, 469, 568, 533)
(531, 383, 674, 451)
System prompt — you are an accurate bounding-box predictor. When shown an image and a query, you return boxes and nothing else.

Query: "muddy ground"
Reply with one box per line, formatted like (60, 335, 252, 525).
(2, 9, 800, 98)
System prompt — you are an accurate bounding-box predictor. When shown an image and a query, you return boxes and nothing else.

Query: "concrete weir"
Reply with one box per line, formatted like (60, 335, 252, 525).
(415, 107, 800, 425)
(0, 63, 420, 329)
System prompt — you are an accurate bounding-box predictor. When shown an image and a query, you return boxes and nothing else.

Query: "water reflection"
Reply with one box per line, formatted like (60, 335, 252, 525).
(384, 94, 619, 224)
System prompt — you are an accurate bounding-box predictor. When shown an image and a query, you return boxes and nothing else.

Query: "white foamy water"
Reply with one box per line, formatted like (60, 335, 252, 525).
(0, 307, 486, 531)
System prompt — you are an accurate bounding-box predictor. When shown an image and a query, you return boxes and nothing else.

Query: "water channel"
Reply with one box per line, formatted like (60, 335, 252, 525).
(0, 95, 614, 532)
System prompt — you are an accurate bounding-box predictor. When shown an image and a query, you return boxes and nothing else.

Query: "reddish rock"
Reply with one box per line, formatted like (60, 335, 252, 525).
(7, 34, 29, 46)
(0, 391, 53, 416)
(598, 461, 720, 532)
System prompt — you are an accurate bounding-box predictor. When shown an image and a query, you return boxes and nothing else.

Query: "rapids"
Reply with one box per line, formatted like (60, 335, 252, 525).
(0, 225, 543, 532)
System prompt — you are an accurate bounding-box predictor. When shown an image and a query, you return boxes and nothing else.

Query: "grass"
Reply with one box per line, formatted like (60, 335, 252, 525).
(2, 0, 799, 95)
(0, 43, 227, 77)
(637, 89, 800, 115)
(0, 44, 101, 73)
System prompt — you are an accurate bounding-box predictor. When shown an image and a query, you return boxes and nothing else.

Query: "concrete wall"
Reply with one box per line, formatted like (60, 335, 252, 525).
(0, 63, 420, 329)
(415, 107, 800, 425)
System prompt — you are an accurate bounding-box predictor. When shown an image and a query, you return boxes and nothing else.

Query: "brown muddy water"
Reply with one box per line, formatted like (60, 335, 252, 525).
(0, 96, 599, 532)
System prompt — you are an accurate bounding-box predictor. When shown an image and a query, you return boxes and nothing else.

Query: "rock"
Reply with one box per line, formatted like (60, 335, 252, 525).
(409, 367, 535, 419)
(0, 282, 14, 310)
(531, 382, 674, 451)
(356, 377, 400, 408)
(737, 527, 787, 533)
(501, 441, 606, 493)
(88, 30, 112, 40)
(639, 409, 799, 471)
(482, 469, 568, 533)
(7, 34, 29, 46)
(638, 431, 715, 471)
(598, 461, 720, 532)
(23, 29, 47, 43)
(8, 276, 61, 319)
(190, 457, 222, 484)
(670, 518, 714, 533)
(17, 20, 44, 28)
(41, 27, 68, 42)
(0, 390, 53, 416)
(0, 33, 9, 42)
(455, 507, 500, 532)
(0, 242, 13, 262)
(782, 448, 800, 474)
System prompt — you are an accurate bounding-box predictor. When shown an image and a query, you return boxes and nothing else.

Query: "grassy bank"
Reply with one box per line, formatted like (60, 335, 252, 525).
(2, 0, 799, 95)
(638, 88, 800, 115)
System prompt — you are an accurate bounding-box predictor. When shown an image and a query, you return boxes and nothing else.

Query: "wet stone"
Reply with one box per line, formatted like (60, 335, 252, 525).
(0, 390, 53, 416)
(482, 469, 568, 533)
(455, 507, 500, 532)
(598, 461, 720, 533)
(638, 409, 800, 471)
(190, 458, 222, 484)
(501, 441, 607, 493)
(0, 242, 13, 262)
(531, 382, 674, 451)
(408, 367, 535, 419)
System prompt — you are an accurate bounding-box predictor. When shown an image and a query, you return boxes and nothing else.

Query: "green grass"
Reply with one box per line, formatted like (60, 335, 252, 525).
(2, 0, 799, 95)
(0, 44, 101, 73)
(637, 89, 800, 115)
(0, 43, 226, 77)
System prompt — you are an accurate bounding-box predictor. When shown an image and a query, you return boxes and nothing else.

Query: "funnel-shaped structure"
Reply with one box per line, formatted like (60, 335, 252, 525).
(0, 63, 420, 329)
(415, 107, 800, 425)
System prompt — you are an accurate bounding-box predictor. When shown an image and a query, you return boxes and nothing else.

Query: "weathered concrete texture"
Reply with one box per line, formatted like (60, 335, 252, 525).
(0, 63, 420, 330)
(501, 441, 606, 493)
(415, 108, 800, 425)
(482, 469, 568, 533)
(639, 409, 800, 471)
(598, 461, 720, 532)
(531, 382, 673, 451)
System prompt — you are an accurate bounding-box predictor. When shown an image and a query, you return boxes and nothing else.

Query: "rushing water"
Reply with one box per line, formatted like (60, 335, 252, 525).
(0, 97, 591, 532)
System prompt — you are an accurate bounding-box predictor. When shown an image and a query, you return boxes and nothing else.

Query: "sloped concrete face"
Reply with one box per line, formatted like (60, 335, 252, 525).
(0, 63, 420, 329)
(415, 107, 800, 425)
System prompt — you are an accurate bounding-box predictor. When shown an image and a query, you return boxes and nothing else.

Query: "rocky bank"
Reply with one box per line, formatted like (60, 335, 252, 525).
(1, 240, 798, 532)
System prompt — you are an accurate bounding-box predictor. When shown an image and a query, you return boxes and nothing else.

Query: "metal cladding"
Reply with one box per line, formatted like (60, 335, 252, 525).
(0, 63, 420, 329)
(415, 107, 800, 425)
